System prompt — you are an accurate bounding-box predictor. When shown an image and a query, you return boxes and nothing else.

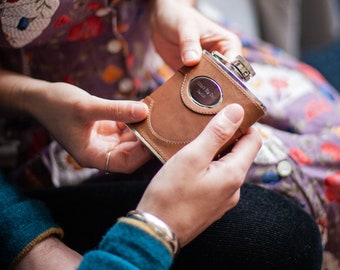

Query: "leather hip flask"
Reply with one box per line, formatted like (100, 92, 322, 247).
(128, 50, 266, 163)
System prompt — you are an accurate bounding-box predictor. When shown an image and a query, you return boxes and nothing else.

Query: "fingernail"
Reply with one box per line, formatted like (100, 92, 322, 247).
(223, 104, 243, 124)
(183, 50, 198, 62)
(132, 103, 148, 118)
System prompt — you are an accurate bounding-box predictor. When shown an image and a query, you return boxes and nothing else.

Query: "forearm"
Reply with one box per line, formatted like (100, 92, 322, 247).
(13, 214, 173, 270)
(0, 68, 49, 116)
(16, 217, 174, 270)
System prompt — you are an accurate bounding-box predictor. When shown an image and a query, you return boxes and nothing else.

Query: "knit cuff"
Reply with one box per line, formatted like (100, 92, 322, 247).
(0, 199, 63, 270)
(80, 217, 173, 269)
(119, 217, 174, 255)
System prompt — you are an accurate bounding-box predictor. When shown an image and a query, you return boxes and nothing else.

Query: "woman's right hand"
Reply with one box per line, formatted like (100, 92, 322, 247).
(137, 103, 262, 246)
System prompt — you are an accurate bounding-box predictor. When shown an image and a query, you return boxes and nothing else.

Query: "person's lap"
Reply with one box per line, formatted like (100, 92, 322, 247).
(25, 160, 323, 270)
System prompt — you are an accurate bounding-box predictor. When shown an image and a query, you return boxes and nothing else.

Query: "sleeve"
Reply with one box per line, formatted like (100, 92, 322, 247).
(0, 172, 63, 270)
(78, 218, 173, 270)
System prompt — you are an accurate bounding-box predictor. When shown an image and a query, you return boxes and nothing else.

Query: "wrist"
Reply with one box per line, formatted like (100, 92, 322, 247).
(20, 78, 51, 118)
(14, 237, 82, 270)
(149, 0, 195, 19)
(93, 217, 173, 269)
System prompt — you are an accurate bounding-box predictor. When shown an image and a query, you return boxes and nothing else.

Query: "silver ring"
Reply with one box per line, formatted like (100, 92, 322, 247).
(105, 151, 112, 174)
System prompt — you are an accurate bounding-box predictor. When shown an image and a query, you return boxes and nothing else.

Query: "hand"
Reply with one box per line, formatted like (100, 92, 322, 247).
(25, 81, 152, 173)
(150, 0, 242, 70)
(137, 104, 262, 246)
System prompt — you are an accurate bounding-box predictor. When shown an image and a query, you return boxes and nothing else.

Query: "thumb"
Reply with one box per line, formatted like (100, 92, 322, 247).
(184, 103, 244, 165)
(179, 23, 202, 66)
(86, 97, 149, 123)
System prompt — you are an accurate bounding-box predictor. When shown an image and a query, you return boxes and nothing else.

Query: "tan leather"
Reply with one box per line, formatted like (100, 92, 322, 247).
(128, 53, 266, 163)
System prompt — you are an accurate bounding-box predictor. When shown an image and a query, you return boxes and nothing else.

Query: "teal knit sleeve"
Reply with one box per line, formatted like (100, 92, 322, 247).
(78, 218, 173, 270)
(0, 172, 63, 270)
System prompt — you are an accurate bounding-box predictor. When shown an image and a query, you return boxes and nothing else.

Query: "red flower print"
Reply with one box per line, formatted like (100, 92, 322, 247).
(321, 142, 340, 161)
(126, 53, 134, 70)
(6, 0, 20, 3)
(68, 16, 104, 41)
(305, 99, 332, 121)
(270, 78, 288, 91)
(297, 63, 326, 84)
(54, 15, 72, 27)
(324, 172, 340, 203)
(63, 75, 75, 85)
(289, 147, 312, 165)
(316, 216, 328, 236)
(87, 2, 104, 10)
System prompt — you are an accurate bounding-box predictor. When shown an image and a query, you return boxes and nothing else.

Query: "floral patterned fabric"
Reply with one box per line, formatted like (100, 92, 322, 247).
(0, 0, 166, 186)
(241, 39, 340, 262)
(0, 0, 339, 263)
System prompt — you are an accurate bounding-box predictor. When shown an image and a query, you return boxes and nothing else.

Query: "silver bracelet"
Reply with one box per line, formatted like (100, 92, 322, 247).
(127, 210, 180, 255)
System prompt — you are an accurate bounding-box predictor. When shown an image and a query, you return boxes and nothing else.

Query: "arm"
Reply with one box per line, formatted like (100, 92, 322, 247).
(13, 104, 261, 270)
(0, 172, 67, 270)
(2, 2, 260, 269)
(81, 104, 262, 266)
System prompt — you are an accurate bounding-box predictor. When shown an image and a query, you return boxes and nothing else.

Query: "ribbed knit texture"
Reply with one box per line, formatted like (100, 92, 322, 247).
(0, 172, 63, 270)
(172, 184, 323, 270)
(79, 219, 172, 270)
(26, 168, 323, 270)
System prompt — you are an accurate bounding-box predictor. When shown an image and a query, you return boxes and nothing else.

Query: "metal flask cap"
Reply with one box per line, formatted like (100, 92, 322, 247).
(211, 51, 255, 82)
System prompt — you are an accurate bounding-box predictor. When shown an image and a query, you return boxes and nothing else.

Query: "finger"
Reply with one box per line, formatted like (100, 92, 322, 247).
(106, 141, 153, 173)
(199, 24, 242, 59)
(219, 31, 243, 60)
(86, 97, 149, 123)
(221, 126, 262, 167)
(96, 120, 120, 135)
(119, 129, 139, 143)
(180, 103, 244, 167)
(209, 127, 262, 187)
(179, 21, 202, 66)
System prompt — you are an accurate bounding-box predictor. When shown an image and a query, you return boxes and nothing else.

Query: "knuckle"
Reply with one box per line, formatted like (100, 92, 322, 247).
(233, 173, 245, 188)
(120, 165, 135, 174)
(228, 32, 241, 43)
(115, 152, 138, 174)
(221, 166, 245, 189)
(210, 122, 236, 145)
(71, 100, 87, 119)
(107, 102, 129, 120)
(174, 150, 199, 169)
(255, 132, 263, 150)
(225, 31, 242, 46)
(229, 191, 241, 207)
(182, 35, 196, 45)
(229, 176, 244, 192)
(112, 103, 123, 117)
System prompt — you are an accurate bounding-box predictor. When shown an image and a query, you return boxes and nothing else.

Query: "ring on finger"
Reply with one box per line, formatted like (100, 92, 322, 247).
(105, 151, 112, 174)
